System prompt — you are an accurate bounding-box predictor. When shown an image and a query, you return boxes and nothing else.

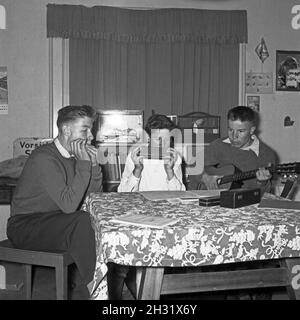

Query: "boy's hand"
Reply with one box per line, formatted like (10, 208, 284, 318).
(86, 144, 98, 166)
(131, 146, 144, 178)
(256, 168, 272, 183)
(70, 139, 90, 161)
(163, 148, 178, 180)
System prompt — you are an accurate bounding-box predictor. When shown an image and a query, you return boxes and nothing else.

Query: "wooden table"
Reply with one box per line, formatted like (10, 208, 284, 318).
(82, 191, 300, 300)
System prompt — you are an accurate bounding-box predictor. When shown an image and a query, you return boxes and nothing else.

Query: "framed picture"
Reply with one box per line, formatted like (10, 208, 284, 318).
(247, 96, 260, 112)
(94, 109, 144, 144)
(276, 50, 300, 91)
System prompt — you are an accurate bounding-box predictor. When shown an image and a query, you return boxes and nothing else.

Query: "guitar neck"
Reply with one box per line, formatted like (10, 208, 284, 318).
(218, 169, 259, 185)
(217, 162, 300, 186)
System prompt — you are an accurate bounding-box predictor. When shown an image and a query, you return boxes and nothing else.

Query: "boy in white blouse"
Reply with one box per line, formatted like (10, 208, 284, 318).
(108, 114, 185, 300)
(118, 114, 185, 192)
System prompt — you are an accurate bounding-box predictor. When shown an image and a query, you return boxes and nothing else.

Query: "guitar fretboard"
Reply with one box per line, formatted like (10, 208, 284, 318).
(217, 162, 300, 186)
(219, 169, 258, 185)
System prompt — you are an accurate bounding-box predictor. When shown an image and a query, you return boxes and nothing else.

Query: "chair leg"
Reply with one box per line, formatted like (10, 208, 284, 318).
(55, 265, 68, 300)
(24, 264, 32, 300)
(280, 178, 297, 199)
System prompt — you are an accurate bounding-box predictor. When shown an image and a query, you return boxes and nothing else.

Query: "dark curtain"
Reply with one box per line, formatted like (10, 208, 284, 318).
(47, 4, 247, 137)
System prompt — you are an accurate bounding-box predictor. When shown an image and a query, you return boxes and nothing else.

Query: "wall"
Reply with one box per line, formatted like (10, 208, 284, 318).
(0, 0, 299, 161)
(244, 0, 300, 163)
(0, 0, 299, 239)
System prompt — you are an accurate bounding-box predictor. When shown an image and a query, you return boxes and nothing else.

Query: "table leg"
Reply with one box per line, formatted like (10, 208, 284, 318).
(137, 267, 164, 300)
(136, 267, 142, 295)
(280, 258, 300, 300)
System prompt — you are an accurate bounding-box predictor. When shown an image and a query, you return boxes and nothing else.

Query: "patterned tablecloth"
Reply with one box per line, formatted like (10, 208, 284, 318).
(82, 192, 300, 299)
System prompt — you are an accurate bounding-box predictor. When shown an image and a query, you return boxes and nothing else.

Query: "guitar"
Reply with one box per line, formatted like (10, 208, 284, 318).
(199, 162, 300, 190)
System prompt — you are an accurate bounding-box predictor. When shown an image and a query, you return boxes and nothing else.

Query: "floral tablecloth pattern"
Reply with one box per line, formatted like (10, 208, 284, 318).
(82, 192, 300, 299)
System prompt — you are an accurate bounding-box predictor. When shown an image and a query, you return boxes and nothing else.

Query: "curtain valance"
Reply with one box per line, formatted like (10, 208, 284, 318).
(47, 4, 247, 44)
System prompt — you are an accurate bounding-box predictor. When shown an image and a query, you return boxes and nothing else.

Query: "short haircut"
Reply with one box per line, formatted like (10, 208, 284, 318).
(227, 106, 257, 126)
(144, 114, 177, 136)
(57, 105, 96, 132)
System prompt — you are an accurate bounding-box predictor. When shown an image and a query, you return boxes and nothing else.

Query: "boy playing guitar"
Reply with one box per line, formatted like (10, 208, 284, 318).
(200, 106, 277, 192)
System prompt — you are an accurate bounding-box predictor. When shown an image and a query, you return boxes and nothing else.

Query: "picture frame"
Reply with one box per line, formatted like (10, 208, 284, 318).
(93, 109, 144, 145)
(247, 95, 260, 112)
(276, 50, 300, 91)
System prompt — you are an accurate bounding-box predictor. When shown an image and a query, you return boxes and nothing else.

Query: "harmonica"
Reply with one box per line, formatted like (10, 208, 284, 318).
(138, 145, 169, 160)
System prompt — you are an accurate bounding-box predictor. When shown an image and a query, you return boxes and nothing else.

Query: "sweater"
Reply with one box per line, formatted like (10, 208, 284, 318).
(11, 142, 103, 215)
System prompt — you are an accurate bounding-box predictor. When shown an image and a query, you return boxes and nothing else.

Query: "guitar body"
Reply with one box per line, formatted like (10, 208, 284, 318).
(198, 164, 243, 190)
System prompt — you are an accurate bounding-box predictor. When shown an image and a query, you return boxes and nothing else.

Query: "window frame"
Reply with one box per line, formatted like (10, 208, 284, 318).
(48, 41, 246, 138)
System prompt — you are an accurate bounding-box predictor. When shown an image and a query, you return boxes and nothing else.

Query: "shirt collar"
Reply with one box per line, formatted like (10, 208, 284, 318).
(54, 137, 73, 158)
(223, 135, 260, 156)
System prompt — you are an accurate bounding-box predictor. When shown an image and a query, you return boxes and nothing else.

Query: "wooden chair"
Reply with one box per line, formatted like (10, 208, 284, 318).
(280, 176, 299, 199)
(0, 177, 18, 204)
(0, 239, 74, 300)
(0, 179, 74, 300)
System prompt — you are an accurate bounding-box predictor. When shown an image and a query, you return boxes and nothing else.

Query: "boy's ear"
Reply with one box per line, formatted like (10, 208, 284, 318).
(62, 124, 71, 137)
(250, 126, 256, 135)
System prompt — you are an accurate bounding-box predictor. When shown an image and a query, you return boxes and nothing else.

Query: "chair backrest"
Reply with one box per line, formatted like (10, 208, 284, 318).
(280, 177, 299, 199)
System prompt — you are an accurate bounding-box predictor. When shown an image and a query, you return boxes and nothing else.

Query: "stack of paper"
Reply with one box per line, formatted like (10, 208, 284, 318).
(110, 213, 179, 228)
(139, 189, 225, 201)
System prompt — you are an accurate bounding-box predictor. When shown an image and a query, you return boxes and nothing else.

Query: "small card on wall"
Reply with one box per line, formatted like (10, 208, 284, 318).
(245, 72, 273, 94)
(0, 104, 8, 114)
(247, 95, 260, 112)
(0, 66, 8, 114)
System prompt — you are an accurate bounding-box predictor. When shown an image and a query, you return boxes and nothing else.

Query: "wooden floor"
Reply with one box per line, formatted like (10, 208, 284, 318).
(123, 281, 288, 300)
(0, 265, 289, 300)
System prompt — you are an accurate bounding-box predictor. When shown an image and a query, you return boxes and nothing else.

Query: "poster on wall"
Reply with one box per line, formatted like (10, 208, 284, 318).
(0, 66, 8, 114)
(247, 95, 260, 112)
(276, 50, 300, 91)
(13, 137, 53, 157)
(245, 72, 273, 94)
